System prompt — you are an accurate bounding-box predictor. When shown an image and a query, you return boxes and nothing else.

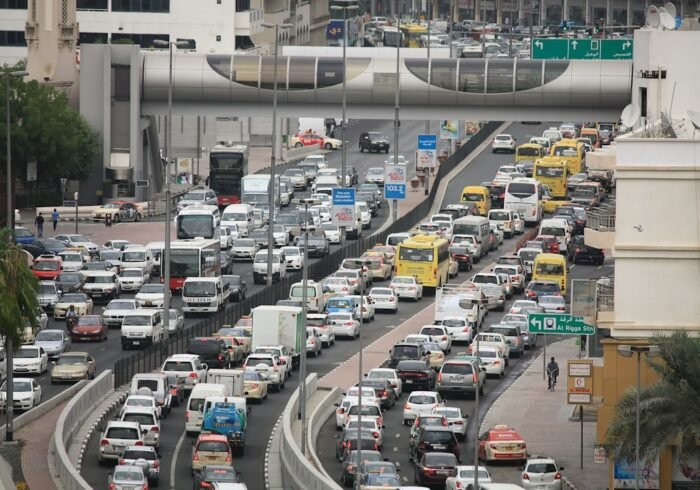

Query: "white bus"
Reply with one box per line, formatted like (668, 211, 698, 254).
(175, 205, 221, 240)
(503, 178, 544, 225)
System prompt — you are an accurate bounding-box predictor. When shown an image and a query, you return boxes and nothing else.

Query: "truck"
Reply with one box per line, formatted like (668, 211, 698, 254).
(241, 174, 280, 208)
(251, 305, 303, 369)
(206, 368, 245, 397)
(201, 396, 248, 455)
(434, 284, 487, 329)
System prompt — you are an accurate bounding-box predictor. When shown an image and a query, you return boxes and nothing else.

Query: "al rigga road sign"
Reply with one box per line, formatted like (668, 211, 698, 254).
(528, 313, 595, 335)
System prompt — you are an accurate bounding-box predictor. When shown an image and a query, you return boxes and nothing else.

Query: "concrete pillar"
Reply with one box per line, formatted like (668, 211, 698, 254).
(584, 0, 590, 25)
(497, 0, 504, 23)
(626, 0, 631, 27)
(606, 0, 612, 27)
(475, 0, 481, 21)
(562, 0, 568, 20)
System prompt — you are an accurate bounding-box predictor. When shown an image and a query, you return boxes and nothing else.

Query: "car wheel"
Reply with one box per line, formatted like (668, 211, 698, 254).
(325, 143, 333, 150)
(295, 142, 303, 148)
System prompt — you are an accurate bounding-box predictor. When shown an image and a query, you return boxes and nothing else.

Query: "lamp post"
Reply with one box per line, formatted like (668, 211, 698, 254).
(616, 344, 660, 490)
(330, 2, 358, 244)
(262, 22, 293, 286)
(354, 257, 372, 487)
(153, 39, 189, 332)
(2, 70, 27, 240)
(393, 15, 401, 223)
(298, 197, 317, 455)
(472, 322, 481, 490)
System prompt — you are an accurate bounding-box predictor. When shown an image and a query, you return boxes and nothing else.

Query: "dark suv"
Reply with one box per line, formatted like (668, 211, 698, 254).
(186, 337, 231, 369)
(388, 342, 428, 368)
(567, 235, 605, 265)
(409, 426, 460, 462)
(359, 132, 390, 153)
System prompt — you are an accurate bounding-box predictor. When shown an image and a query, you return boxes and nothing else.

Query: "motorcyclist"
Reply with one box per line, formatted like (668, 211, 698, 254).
(66, 305, 78, 330)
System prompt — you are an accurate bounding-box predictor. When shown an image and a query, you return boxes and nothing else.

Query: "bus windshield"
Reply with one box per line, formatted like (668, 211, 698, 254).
(518, 147, 540, 157)
(536, 167, 564, 178)
(507, 183, 536, 198)
(177, 215, 215, 239)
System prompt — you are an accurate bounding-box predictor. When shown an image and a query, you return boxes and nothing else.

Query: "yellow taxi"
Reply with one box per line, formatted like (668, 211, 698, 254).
(243, 367, 269, 401)
(191, 433, 232, 472)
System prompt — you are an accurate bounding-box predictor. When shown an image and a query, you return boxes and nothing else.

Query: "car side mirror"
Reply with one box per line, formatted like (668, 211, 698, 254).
(559, 466, 565, 471)
(201, 363, 208, 370)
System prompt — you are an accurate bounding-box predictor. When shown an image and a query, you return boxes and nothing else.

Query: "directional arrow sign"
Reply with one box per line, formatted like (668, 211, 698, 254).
(528, 313, 595, 335)
(532, 38, 568, 60)
(600, 39, 633, 60)
(568, 38, 600, 59)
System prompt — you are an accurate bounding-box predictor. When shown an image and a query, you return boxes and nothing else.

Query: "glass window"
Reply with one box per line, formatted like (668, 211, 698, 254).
(77, 0, 107, 8)
(112, 65, 130, 101)
(232, 56, 260, 88)
(112, 0, 170, 12)
(260, 56, 288, 90)
(430, 60, 456, 91)
(235, 0, 250, 11)
(515, 60, 542, 91)
(288, 57, 316, 90)
(79, 32, 108, 44)
(0, 31, 25, 47)
(544, 60, 569, 84)
(487, 59, 513, 94)
(316, 58, 344, 88)
(458, 60, 485, 93)
(0, 0, 27, 7)
(405, 59, 429, 83)
(111, 33, 168, 48)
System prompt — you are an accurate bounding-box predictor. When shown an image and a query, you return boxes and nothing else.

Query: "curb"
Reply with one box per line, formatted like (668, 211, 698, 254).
(264, 415, 283, 490)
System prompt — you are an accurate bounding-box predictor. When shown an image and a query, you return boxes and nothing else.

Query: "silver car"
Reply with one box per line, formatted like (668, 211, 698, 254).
(37, 281, 61, 310)
(176, 189, 217, 212)
(34, 329, 71, 359)
(119, 445, 160, 485)
(231, 238, 260, 261)
(108, 465, 149, 490)
(365, 167, 385, 185)
(521, 457, 564, 489)
(432, 406, 468, 441)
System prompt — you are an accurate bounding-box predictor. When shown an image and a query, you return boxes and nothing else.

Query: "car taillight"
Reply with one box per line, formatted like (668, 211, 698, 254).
(150, 426, 159, 433)
(379, 390, 388, 397)
(451, 253, 456, 259)
(456, 482, 463, 488)
(499, 193, 505, 199)
(192, 452, 199, 461)
(344, 321, 354, 326)
(374, 443, 379, 450)
(372, 431, 379, 438)
(473, 372, 478, 384)
(437, 373, 442, 382)
(218, 354, 223, 361)
(135, 441, 144, 446)
(109, 484, 116, 490)
(390, 296, 395, 301)
(522, 473, 530, 480)
(200, 482, 213, 489)
(226, 453, 232, 463)
(494, 360, 500, 365)
(119, 459, 125, 464)
(404, 403, 410, 410)
(433, 267, 437, 275)
(100, 439, 109, 446)
(343, 287, 348, 291)
(441, 335, 447, 341)
(153, 460, 159, 469)
(424, 468, 437, 475)
(251, 383, 259, 389)
(189, 372, 198, 379)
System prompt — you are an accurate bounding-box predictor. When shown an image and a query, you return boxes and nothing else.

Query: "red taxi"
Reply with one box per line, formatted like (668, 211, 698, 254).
(32, 254, 63, 280)
(478, 424, 527, 464)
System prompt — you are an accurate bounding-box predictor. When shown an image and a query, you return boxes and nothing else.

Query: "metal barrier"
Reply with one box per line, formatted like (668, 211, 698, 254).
(112, 122, 503, 387)
(596, 277, 614, 312)
(586, 210, 616, 231)
(52, 371, 115, 490)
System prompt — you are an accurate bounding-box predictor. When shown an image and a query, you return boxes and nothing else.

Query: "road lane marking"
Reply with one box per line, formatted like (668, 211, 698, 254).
(170, 429, 187, 489)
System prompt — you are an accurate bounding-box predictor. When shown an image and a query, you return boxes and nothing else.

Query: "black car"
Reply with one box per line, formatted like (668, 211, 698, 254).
(484, 183, 506, 208)
(222, 275, 247, 301)
(248, 228, 270, 248)
(361, 378, 398, 409)
(56, 272, 86, 292)
(567, 235, 605, 265)
(396, 359, 436, 391)
(359, 132, 390, 153)
(192, 465, 241, 489)
(410, 426, 461, 463)
(449, 244, 473, 271)
(30, 238, 67, 255)
(298, 233, 329, 257)
(22, 243, 54, 258)
(335, 429, 379, 461)
(82, 261, 116, 272)
(555, 206, 587, 234)
(357, 184, 383, 209)
(186, 337, 231, 369)
(340, 450, 382, 487)
(388, 342, 428, 368)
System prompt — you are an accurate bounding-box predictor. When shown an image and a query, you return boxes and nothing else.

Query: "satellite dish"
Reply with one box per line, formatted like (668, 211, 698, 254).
(621, 104, 641, 128)
(687, 110, 700, 130)
(659, 8, 676, 29)
(664, 2, 677, 18)
(646, 5, 661, 27)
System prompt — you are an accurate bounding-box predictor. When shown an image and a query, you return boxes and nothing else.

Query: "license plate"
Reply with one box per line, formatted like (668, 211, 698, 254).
(437, 470, 450, 475)
(132, 341, 140, 345)
(451, 375, 464, 381)
(113, 445, 124, 452)
(433, 444, 446, 450)
(405, 380, 413, 384)
(82, 337, 90, 340)
(145, 301, 152, 306)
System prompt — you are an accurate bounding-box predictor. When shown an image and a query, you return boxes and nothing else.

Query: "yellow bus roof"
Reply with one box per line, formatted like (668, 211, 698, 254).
(461, 185, 488, 192)
(534, 252, 566, 263)
(400, 234, 449, 247)
(535, 156, 567, 166)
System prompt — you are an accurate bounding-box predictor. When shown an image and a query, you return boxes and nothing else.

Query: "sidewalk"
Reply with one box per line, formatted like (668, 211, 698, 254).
(479, 338, 608, 490)
(16, 401, 66, 490)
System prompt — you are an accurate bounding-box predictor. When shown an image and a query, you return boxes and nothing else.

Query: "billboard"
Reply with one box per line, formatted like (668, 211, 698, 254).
(672, 447, 700, 489)
(614, 457, 659, 489)
(440, 120, 459, 140)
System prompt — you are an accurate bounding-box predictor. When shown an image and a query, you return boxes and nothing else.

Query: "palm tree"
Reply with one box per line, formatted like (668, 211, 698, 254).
(606, 332, 700, 461)
(0, 230, 39, 441)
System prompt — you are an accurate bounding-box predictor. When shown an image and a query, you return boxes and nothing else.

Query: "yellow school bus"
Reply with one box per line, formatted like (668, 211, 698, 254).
(534, 157, 569, 199)
(515, 143, 546, 163)
(532, 253, 567, 295)
(550, 139, 584, 175)
(395, 234, 450, 289)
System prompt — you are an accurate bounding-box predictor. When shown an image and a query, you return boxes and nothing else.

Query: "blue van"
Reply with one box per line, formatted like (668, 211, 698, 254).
(325, 296, 355, 315)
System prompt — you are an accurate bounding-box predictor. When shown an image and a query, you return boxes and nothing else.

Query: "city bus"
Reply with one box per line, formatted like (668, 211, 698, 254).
(371, 25, 402, 47)
(162, 239, 220, 291)
(176, 205, 221, 240)
(395, 234, 450, 289)
(503, 178, 544, 225)
(515, 143, 547, 163)
(209, 144, 249, 207)
(399, 23, 428, 48)
(533, 157, 569, 198)
(550, 139, 584, 175)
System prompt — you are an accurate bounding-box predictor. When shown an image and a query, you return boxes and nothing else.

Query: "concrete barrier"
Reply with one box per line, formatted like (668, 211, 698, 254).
(36, 201, 167, 221)
(307, 387, 344, 478)
(52, 370, 115, 490)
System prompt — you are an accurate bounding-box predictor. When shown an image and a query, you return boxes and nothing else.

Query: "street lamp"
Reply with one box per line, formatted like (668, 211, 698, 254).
(354, 257, 373, 487)
(2, 70, 27, 241)
(153, 39, 189, 332)
(261, 22, 293, 286)
(298, 197, 317, 455)
(616, 344, 661, 490)
(392, 15, 401, 223)
(472, 314, 482, 490)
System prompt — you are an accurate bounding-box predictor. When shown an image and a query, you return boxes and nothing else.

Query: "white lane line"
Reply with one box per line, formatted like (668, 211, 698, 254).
(170, 429, 187, 490)
(569, 264, 576, 270)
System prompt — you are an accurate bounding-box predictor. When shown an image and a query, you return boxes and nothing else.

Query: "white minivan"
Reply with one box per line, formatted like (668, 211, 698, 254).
(120, 246, 154, 275)
(182, 277, 230, 316)
(185, 383, 230, 434)
(221, 204, 254, 238)
(289, 280, 327, 312)
(145, 241, 164, 277)
(539, 218, 570, 252)
(120, 309, 163, 350)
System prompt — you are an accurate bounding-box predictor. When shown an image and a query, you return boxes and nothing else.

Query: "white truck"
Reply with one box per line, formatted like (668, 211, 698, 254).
(206, 368, 245, 397)
(434, 284, 487, 329)
(251, 305, 303, 370)
(182, 277, 231, 316)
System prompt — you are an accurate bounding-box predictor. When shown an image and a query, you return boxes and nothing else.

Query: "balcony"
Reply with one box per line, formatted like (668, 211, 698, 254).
(235, 8, 265, 36)
(584, 202, 615, 251)
(595, 277, 615, 328)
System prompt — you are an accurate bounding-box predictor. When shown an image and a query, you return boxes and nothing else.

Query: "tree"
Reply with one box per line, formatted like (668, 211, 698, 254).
(606, 332, 700, 460)
(0, 230, 39, 441)
(0, 73, 100, 191)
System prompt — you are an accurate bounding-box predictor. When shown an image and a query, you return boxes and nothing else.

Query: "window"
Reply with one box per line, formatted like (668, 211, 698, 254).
(112, 0, 170, 12)
(235, 35, 253, 50)
(543, 60, 568, 84)
(77, 0, 108, 9)
(0, 0, 27, 7)
(232, 56, 260, 88)
(515, 60, 542, 91)
(487, 59, 513, 93)
(111, 33, 168, 48)
(316, 58, 343, 88)
(640, 87, 647, 117)
(79, 32, 108, 44)
(260, 56, 288, 90)
(0, 31, 25, 47)
(176, 38, 196, 50)
(458, 60, 485, 93)
(288, 57, 316, 90)
(235, 0, 250, 11)
(112, 65, 130, 101)
(405, 59, 429, 83)
(430, 59, 456, 91)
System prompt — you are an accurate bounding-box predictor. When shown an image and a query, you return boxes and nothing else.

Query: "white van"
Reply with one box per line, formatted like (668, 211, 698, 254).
(289, 280, 327, 312)
(120, 309, 163, 349)
(452, 216, 490, 258)
(206, 369, 245, 396)
(120, 246, 154, 275)
(488, 209, 516, 238)
(221, 204, 253, 238)
(253, 249, 287, 284)
(386, 232, 410, 247)
(185, 383, 230, 434)
(539, 218, 570, 251)
(145, 241, 164, 277)
(182, 277, 230, 316)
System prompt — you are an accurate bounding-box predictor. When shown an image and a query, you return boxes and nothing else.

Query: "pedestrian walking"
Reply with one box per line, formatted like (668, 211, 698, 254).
(51, 208, 59, 231)
(34, 212, 45, 238)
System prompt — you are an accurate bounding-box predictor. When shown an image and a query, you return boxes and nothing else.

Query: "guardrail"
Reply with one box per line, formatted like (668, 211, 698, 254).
(306, 387, 344, 477)
(596, 277, 614, 312)
(586, 209, 616, 231)
(52, 371, 115, 490)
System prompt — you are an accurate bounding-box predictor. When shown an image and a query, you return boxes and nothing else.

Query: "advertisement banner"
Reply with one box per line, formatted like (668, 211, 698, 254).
(440, 120, 459, 140)
(384, 165, 407, 200)
(332, 188, 356, 227)
(417, 149, 437, 169)
(614, 457, 660, 489)
(672, 447, 700, 489)
(465, 121, 480, 139)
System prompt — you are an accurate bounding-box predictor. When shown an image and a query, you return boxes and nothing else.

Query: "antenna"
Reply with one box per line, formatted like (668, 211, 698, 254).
(660, 112, 677, 138)
(646, 5, 661, 28)
(659, 7, 676, 29)
(688, 111, 700, 131)
(620, 104, 642, 129)
(664, 2, 677, 18)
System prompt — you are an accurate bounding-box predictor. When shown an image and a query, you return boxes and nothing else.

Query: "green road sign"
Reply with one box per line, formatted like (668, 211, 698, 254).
(528, 313, 596, 335)
(600, 39, 633, 60)
(568, 38, 601, 59)
(532, 38, 568, 60)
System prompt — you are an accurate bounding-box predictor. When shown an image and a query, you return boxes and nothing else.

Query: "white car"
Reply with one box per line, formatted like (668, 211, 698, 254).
(161, 354, 208, 391)
(348, 295, 375, 323)
(118, 268, 149, 292)
(231, 238, 259, 261)
(366, 368, 402, 397)
(368, 287, 398, 313)
(321, 223, 342, 244)
(510, 300, 538, 314)
(57, 251, 84, 272)
(333, 271, 361, 294)
(471, 344, 506, 378)
(385, 154, 407, 165)
(13, 346, 48, 374)
(120, 394, 163, 421)
(271, 224, 289, 247)
(102, 298, 138, 328)
(345, 386, 380, 405)
(312, 204, 332, 222)
(307, 314, 335, 347)
(445, 466, 492, 490)
(402, 391, 444, 425)
(432, 406, 468, 441)
(335, 395, 362, 429)
(418, 325, 452, 353)
(492, 134, 516, 153)
(0, 378, 42, 411)
(438, 317, 473, 343)
(328, 312, 360, 339)
(494, 265, 525, 293)
(54, 234, 99, 255)
(306, 327, 323, 357)
(219, 225, 239, 249)
(253, 345, 293, 380)
(345, 416, 384, 448)
(521, 457, 564, 489)
(310, 193, 331, 205)
(539, 295, 567, 313)
(280, 246, 304, 270)
(512, 212, 525, 234)
(495, 165, 519, 180)
(134, 284, 166, 309)
(323, 277, 353, 295)
(357, 201, 372, 229)
(389, 276, 423, 301)
(364, 167, 385, 185)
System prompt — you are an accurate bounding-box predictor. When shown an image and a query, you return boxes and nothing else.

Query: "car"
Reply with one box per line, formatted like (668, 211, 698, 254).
(243, 353, 285, 391)
(361, 378, 398, 409)
(161, 354, 208, 392)
(389, 276, 423, 301)
(328, 312, 360, 339)
(567, 172, 588, 191)
(397, 359, 437, 396)
(193, 465, 242, 490)
(359, 131, 390, 152)
(419, 325, 452, 353)
(364, 167, 386, 186)
(367, 287, 398, 313)
(468, 345, 507, 378)
(135, 284, 166, 308)
(323, 277, 353, 295)
(98, 421, 146, 464)
(306, 327, 323, 357)
(415, 452, 459, 486)
(57, 250, 84, 272)
(307, 314, 335, 347)
(242, 367, 269, 401)
(28, 238, 68, 255)
(119, 405, 160, 448)
(191, 433, 232, 472)
(291, 131, 341, 150)
(297, 232, 329, 257)
(120, 394, 163, 420)
(478, 424, 528, 464)
(521, 457, 564, 489)
(71, 314, 108, 342)
(92, 201, 143, 222)
(502, 313, 537, 349)
(488, 324, 525, 358)
(538, 295, 567, 313)
(410, 424, 461, 462)
(34, 329, 71, 359)
(432, 406, 468, 441)
(117, 267, 149, 292)
(103, 239, 131, 251)
(13, 346, 48, 375)
(118, 445, 160, 485)
(107, 464, 149, 489)
(567, 235, 605, 265)
(0, 378, 42, 411)
(31, 254, 63, 280)
(54, 234, 99, 256)
(217, 326, 252, 354)
(284, 168, 308, 190)
(344, 416, 385, 448)
(385, 154, 408, 165)
(366, 368, 402, 397)
(321, 223, 342, 244)
(445, 466, 492, 490)
(100, 298, 138, 329)
(176, 189, 218, 212)
(14, 226, 36, 245)
(335, 429, 380, 462)
(524, 280, 561, 301)
(221, 275, 247, 302)
(340, 450, 383, 487)
(231, 238, 259, 261)
(492, 134, 516, 153)
(50, 351, 96, 383)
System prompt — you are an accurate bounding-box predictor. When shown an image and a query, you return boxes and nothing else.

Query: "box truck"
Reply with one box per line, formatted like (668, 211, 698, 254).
(251, 305, 303, 369)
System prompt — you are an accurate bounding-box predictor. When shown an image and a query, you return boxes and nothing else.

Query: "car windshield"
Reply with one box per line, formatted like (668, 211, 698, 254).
(123, 315, 154, 326)
(68, 235, 89, 242)
(100, 251, 121, 260)
(16, 347, 39, 359)
(203, 467, 238, 481)
(535, 263, 564, 274)
(462, 193, 484, 202)
(121, 270, 142, 278)
(329, 313, 353, 322)
(87, 275, 114, 284)
(519, 250, 540, 261)
(123, 413, 156, 425)
(408, 395, 436, 404)
(441, 319, 466, 328)
(370, 288, 392, 296)
(490, 211, 510, 220)
(398, 247, 433, 262)
(541, 296, 565, 305)
(36, 330, 63, 342)
(458, 468, 490, 479)
(114, 469, 145, 482)
(106, 301, 136, 311)
(58, 273, 81, 282)
(105, 427, 140, 439)
(489, 326, 518, 337)
(222, 212, 247, 221)
(234, 239, 255, 247)
(122, 449, 157, 460)
(475, 349, 497, 358)
(34, 261, 59, 271)
(139, 285, 163, 294)
(196, 441, 229, 452)
(420, 327, 444, 336)
(183, 192, 205, 201)
(527, 463, 558, 473)
(56, 355, 86, 365)
(163, 361, 194, 372)
(184, 282, 216, 296)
